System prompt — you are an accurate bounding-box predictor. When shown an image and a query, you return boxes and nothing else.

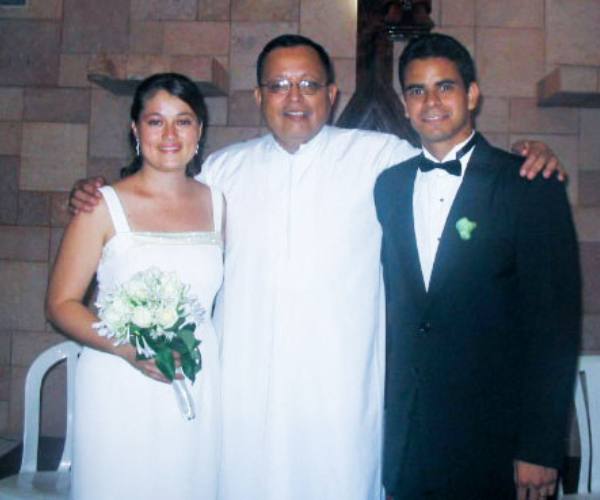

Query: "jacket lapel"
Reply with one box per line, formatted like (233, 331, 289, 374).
(386, 161, 428, 304)
(425, 135, 498, 304)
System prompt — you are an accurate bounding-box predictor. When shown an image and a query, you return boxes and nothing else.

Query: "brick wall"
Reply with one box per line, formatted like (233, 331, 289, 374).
(0, 0, 598, 437)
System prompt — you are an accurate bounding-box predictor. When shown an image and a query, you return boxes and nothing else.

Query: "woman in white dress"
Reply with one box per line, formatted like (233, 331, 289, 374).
(46, 73, 223, 500)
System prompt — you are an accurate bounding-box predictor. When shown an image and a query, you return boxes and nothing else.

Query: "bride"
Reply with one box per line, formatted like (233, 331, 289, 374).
(46, 73, 223, 500)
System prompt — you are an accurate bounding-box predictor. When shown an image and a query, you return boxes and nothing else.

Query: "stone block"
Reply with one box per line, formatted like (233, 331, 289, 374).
(582, 314, 600, 351)
(0, 88, 23, 121)
(441, 0, 474, 26)
(0, 156, 18, 225)
(579, 108, 600, 171)
(50, 192, 71, 228)
(230, 22, 298, 90)
(579, 170, 600, 208)
(23, 88, 90, 123)
(0, 226, 49, 261)
(232, 0, 298, 21)
(0, 122, 22, 156)
(0, 333, 9, 365)
(546, 0, 600, 66)
(433, 26, 474, 55)
(198, 0, 231, 21)
(475, 0, 543, 28)
(49, 227, 64, 266)
(537, 66, 599, 108)
(170, 56, 228, 92)
(204, 126, 262, 157)
(126, 55, 172, 80)
(0, 20, 60, 86)
(300, 0, 356, 58)
(61, 0, 128, 54)
(129, 21, 164, 54)
(0, 367, 7, 402)
(0, 0, 62, 19)
(87, 157, 125, 185)
(509, 98, 578, 134)
(475, 97, 509, 133)
(228, 91, 261, 126)
(58, 54, 91, 88)
(574, 207, 600, 242)
(17, 191, 50, 226)
(11, 331, 64, 367)
(581, 242, 600, 314)
(476, 28, 545, 98)
(89, 89, 132, 160)
(0, 261, 48, 331)
(205, 97, 228, 126)
(131, 0, 197, 20)
(22, 126, 81, 193)
(0, 401, 7, 433)
(7, 366, 26, 434)
(20, 122, 88, 192)
(163, 22, 230, 55)
(482, 133, 509, 151)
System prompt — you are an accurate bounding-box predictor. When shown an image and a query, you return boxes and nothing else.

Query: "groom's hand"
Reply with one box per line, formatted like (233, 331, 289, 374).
(514, 459, 557, 499)
(68, 176, 106, 215)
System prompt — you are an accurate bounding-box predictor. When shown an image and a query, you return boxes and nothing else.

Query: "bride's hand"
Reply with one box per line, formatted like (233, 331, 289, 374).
(113, 344, 172, 383)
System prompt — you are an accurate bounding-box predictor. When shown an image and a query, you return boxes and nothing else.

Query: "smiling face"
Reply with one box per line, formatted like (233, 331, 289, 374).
(400, 57, 479, 159)
(132, 90, 202, 174)
(254, 45, 338, 153)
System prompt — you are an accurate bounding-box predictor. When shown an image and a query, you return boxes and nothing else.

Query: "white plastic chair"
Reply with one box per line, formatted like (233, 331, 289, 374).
(561, 355, 600, 499)
(0, 341, 81, 499)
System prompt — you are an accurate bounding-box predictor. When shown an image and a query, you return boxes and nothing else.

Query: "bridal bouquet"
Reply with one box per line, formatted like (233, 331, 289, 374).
(93, 267, 205, 420)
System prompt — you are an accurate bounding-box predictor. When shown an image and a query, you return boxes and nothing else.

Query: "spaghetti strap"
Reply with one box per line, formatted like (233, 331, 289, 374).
(99, 186, 131, 234)
(210, 187, 224, 233)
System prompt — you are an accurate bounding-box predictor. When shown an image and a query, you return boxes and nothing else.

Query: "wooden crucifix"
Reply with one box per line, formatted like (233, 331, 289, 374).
(336, 0, 434, 145)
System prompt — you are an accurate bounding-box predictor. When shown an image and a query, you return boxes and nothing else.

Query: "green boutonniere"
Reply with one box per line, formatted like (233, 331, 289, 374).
(456, 217, 477, 240)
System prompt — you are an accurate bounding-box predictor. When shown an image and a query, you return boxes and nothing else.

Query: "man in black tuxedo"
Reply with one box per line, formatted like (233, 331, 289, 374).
(374, 34, 581, 500)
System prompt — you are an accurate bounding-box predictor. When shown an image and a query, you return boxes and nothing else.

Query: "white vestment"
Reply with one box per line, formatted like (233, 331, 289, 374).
(199, 125, 418, 500)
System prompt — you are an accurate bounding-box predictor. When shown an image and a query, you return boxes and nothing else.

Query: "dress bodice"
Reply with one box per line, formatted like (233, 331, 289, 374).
(96, 185, 224, 323)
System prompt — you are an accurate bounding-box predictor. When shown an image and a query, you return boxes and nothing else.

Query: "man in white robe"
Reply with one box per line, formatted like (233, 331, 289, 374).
(69, 34, 561, 500)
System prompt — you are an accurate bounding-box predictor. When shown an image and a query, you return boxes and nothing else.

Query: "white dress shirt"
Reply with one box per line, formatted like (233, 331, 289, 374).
(413, 132, 475, 290)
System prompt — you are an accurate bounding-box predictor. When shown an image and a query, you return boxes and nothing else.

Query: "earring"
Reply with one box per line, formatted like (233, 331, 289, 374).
(195, 144, 199, 156)
(135, 139, 140, 157)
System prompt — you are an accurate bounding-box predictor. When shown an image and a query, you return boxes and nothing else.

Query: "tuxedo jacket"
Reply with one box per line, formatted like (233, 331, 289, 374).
(374, 134, 581, 497)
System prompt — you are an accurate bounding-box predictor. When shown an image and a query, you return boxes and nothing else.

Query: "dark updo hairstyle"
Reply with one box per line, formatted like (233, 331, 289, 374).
(121, 72, 207, 178)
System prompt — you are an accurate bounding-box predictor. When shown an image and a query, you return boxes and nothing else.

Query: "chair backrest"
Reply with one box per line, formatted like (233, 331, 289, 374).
(20, 341, 82, 474)
(573, 355, 600, 494)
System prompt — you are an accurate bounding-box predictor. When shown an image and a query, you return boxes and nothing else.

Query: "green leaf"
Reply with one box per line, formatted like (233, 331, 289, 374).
(154, 348, 175, 381)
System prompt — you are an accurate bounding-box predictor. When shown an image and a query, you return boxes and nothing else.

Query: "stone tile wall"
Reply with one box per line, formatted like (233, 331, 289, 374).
(0, 0, 598, 441)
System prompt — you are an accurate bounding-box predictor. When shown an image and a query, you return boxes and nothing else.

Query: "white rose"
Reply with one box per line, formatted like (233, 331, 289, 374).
(156, 306, 179, 329)
(160, 273, 182, 300)
(125, 277, 149, 301)
(132, 306, 154, 328)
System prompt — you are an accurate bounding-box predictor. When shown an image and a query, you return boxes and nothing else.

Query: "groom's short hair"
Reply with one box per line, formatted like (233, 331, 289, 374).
(398, 33, 477, 90)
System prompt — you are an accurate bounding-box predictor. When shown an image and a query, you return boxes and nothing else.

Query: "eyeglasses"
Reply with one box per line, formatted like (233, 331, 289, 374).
(259, 79, 328, 96)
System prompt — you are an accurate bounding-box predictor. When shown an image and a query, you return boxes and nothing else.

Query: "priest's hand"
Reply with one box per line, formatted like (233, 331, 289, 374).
(511, 140, 565, 181)
(68, 176, 106, 215)
(514, 460, 557, 499)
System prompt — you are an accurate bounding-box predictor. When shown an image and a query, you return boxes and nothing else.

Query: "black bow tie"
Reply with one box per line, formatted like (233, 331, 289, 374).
(418, 134, 478, 177)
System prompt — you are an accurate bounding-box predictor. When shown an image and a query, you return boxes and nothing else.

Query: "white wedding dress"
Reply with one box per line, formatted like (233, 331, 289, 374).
(70, 185, 223, 500)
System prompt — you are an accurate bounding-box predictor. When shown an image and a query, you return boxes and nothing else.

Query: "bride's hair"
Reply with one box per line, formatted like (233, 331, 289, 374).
(121, 72, 208, 178)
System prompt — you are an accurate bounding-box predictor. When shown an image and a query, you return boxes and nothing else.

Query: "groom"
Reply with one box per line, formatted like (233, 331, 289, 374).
(375, 34, 581, 499)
